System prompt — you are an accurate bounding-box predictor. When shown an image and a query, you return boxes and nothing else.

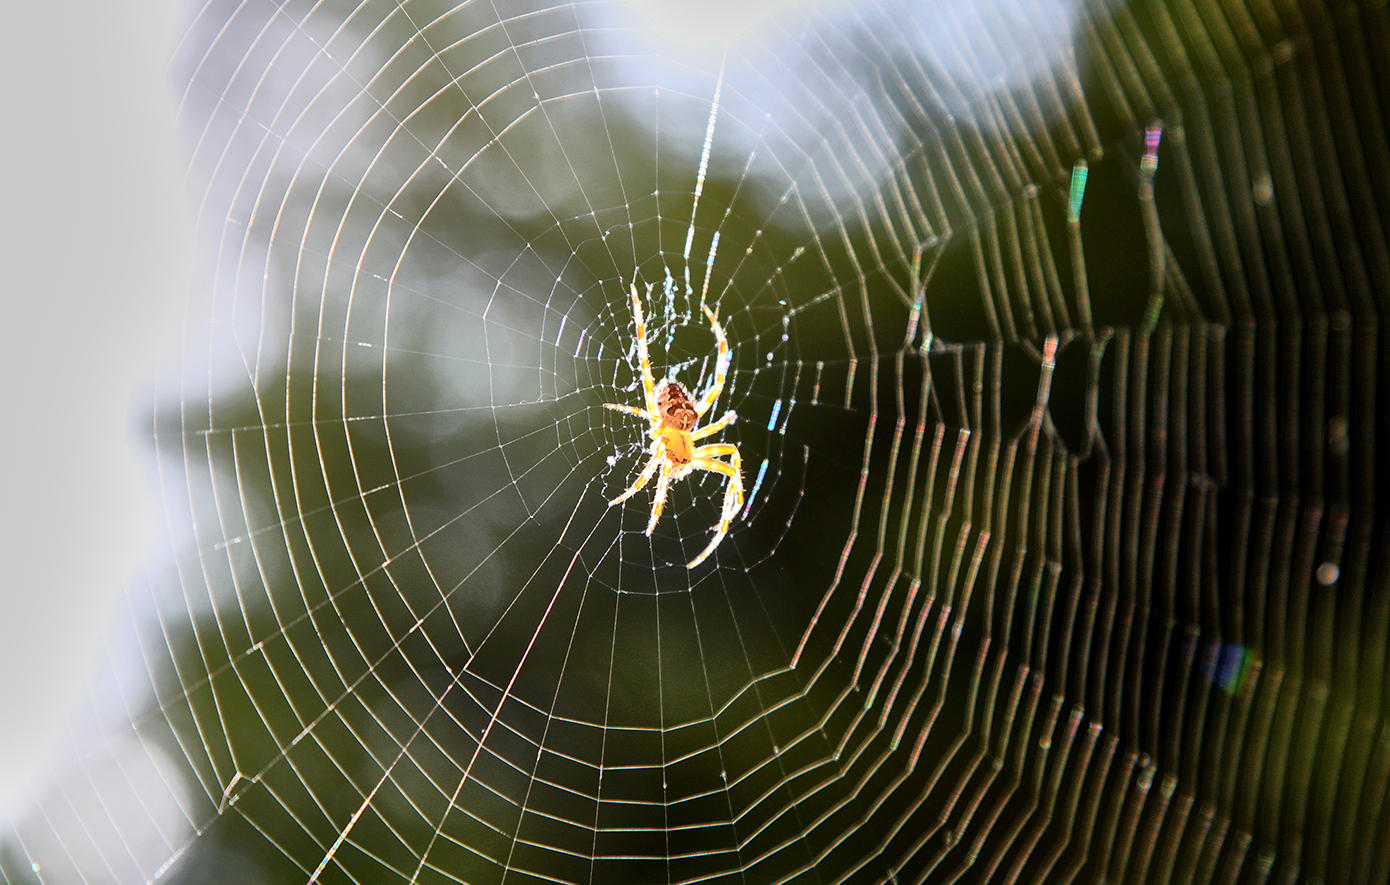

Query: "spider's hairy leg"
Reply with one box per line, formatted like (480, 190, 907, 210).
(610, 440, 665, 506)
(686, 444, 743, 568)
(646, 464, 673, 535)
(690, 444, 743, 511)
(690, 410, 736, 441)
(630, 282, 659, 416)
(695, 304, 730, 417)
(603, 403, 657, 422)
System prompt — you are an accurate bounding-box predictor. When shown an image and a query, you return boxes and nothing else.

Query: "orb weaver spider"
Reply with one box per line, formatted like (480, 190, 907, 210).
(604, 283, 743, 568)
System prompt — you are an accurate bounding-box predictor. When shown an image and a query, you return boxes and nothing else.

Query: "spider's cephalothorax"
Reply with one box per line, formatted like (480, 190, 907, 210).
(604, 283, 743, 568)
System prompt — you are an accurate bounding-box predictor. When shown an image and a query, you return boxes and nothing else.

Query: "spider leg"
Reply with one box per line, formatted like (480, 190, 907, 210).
(690, 410, 736, 441)
(603, 403, 657, 422)
(695, 304, 730, 417)
(689, 446, 743, 514)
(685, 445, 743, 568)
(647, 461, 673, 535)
(609, 439, 665, 506)
(690, 443, 742, 471)
(629, 283, 659, 416)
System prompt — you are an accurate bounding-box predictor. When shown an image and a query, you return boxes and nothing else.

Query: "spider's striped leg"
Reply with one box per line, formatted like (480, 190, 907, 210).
(690, 444, 743, 508)
(690, 410, 736, 441)
(685, 445, 743, 568)
(630, 283, 659, 416)
(603, 403, 656, 421)
(695, 304, 730, 417)
(646, 463, 673, 535)
(610, 439, 665, 506)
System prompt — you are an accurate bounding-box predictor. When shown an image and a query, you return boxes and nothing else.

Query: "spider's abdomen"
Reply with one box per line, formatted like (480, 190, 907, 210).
(657, 381, 697, 431)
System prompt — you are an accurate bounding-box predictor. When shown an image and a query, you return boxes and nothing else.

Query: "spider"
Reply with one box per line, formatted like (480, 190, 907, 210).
(604, 283, 743, 568)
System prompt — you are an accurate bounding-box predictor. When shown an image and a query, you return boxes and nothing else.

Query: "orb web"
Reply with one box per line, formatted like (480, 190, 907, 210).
(3, 1, 1388, 884)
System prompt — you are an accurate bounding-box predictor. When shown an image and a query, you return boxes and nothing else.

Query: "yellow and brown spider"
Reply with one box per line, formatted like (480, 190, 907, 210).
(605, 283, 743, 568)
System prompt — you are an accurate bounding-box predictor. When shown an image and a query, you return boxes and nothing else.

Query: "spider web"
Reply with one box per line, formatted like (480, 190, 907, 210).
(4, 0, 1389, 883)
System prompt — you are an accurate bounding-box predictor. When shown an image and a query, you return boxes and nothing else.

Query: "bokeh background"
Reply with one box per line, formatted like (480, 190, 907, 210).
(0, 0, 188, 806)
